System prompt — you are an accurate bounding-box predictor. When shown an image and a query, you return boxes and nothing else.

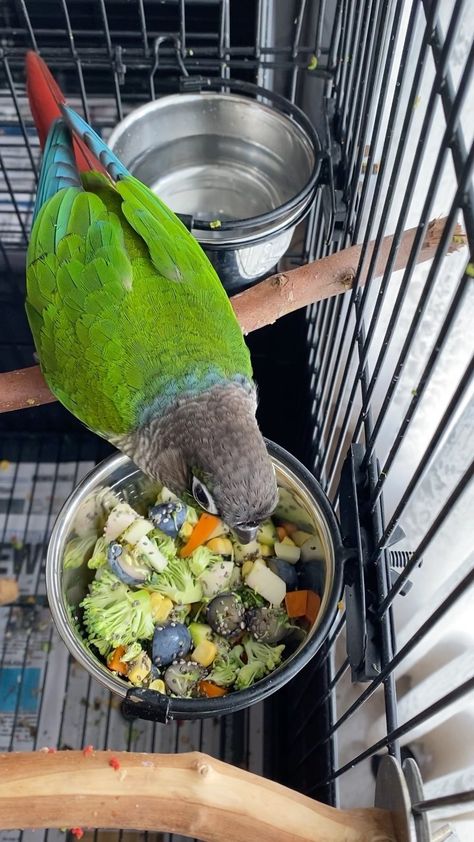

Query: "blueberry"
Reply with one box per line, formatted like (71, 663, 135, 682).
(207, 592, 245, 637)
(296, 560, 325, 595)
(267, 558, 298, 590)
(148, 501, 186, 538)
(107, 541, 148, 585)
(152, 622, 192, 667)
(148, 664, 162, 682)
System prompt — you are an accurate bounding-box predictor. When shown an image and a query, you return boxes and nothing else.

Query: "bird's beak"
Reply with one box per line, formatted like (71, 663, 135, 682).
(233, 524, 259, 544)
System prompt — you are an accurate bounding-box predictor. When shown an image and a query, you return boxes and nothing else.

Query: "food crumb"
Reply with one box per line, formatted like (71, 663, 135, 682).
(119, 770, 128, 782)
(70, 829, 84, 840)
(109, 756, 121, 770)
(82, 745, 94, 757)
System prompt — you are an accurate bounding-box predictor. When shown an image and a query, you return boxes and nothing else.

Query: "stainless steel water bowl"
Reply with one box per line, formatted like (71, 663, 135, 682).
(107, 92, 320, 292)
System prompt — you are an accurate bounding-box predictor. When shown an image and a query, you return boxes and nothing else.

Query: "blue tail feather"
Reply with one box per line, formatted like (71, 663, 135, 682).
(33, 118, 82, 224)
(60, 105, 130, 182)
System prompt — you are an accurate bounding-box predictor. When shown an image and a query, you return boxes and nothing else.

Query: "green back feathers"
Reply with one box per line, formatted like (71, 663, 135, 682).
(26, 173, 252, 436)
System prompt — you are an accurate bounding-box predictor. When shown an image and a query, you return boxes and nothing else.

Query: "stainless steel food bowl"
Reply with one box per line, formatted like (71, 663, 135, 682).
(107, 87, 321, 292)
(46, 440, 344, 722)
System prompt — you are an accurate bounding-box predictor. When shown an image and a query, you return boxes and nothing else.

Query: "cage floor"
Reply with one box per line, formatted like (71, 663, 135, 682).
(0, 435, 264, 842)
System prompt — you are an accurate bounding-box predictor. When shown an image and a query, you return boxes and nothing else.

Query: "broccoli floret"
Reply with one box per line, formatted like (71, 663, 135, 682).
(120, 641, 143, 663)
(243, 636, 285, 672)
(183, 504, 199, 527)
(150, 532, 178, 561)
(64, 533, 97, 569)
(80, 569, 154, 654)
(235, 661, 266, 691)
(169, 603, 192, 624)
(148, 557, 202, 605)
(188, 546, 221, 577)
(214, 635, 231, 657)
(208, 644, 244, 687)
(247, 606, 293, 643)
(87, 536, 108, 569)
(237, 585, 266, 610)
(233, 636, 285, 690)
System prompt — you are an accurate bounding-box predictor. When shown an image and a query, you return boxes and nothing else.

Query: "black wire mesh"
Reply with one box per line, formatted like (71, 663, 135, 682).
(0, 0, 473, 839)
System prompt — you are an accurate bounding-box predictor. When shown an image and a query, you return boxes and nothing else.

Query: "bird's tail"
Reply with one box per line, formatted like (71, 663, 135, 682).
(32, 118, 83, 224)
(60, 104, 130, 182)
(25, 51, 106, 174)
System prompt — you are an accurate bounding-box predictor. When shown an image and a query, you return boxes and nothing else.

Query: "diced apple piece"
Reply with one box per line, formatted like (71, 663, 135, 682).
(233, 538, 260, 562)
(292, 530, 314, 548)
(242, 560, 255, 579)
(132, 535, 168, 572)
(257, 520, 277, 546)
(274, 541, 301, 564)
(104, 503, 141, 543)
(246, 560, 286, 606)
(207, 519, 230, 540)
(199, 560, 234, 598)
(300, 534, 325, 562)
(122, 518, 155, 546)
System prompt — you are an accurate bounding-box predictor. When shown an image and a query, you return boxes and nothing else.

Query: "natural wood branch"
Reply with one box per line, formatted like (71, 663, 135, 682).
(0, 216, 465, 414)
(231, 217, 466, 333)
(0, 365, 56, 413)
(0, 751, 396, 842)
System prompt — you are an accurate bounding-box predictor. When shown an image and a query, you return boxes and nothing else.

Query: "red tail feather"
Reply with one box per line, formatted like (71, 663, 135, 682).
(25, 51, 107, 174)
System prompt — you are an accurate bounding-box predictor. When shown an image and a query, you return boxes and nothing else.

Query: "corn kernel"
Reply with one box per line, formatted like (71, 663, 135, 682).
(242, 560, 254, 578)
(150, 592, 173, 622)
(192, 640, 218, 667)
(259, 543, 272, 557)
(127, 653, 151, 686)
(149, 679, 166, 694)
(180, 522, 194, 540)
(206, 537, 233, 556)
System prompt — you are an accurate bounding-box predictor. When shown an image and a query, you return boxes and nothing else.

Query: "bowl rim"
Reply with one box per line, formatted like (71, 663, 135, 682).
(106, 83, 323, 244)
(46, 439, 345, 721)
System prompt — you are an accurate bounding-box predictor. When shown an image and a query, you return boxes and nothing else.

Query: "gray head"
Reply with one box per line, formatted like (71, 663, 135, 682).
(127, 382, 279, 541)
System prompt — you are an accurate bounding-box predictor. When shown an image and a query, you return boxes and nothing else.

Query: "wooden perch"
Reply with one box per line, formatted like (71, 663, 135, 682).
(0, 751, 396, 842)
(232, 216, 466, 333)
(0, 216, 465, 414)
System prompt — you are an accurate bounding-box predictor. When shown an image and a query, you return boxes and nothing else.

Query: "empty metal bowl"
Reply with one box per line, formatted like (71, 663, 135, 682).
(107, 88, 321, 292)
(46, 440, 344, 722)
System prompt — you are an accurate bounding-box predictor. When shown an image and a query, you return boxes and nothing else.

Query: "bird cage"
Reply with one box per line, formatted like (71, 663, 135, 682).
(0, 1, 472, 841)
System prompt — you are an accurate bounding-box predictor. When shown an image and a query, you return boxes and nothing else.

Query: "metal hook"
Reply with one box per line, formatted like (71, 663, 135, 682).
(149, 34, 189, 100)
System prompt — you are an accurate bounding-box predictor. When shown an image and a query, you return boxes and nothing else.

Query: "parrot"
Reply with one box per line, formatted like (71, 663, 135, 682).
(24, 52, 278, 542)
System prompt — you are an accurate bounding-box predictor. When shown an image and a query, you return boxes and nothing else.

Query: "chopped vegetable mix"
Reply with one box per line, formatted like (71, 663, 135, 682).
(67, 483, 326, 699)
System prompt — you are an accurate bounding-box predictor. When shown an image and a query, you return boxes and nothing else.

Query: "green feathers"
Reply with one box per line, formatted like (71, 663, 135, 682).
(26, 173, 252, 437)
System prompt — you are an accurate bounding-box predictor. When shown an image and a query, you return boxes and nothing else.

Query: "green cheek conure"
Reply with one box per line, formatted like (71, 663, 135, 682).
(24, 52, 277, 539)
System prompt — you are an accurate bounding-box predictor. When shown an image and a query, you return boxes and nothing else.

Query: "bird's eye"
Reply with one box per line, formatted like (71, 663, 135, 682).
(191, 476, 218, 515)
